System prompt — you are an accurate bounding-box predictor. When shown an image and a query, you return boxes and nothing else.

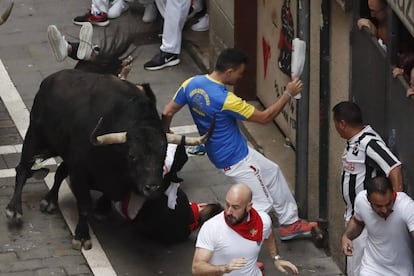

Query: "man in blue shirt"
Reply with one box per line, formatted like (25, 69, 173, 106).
(162, 48, 316, 240)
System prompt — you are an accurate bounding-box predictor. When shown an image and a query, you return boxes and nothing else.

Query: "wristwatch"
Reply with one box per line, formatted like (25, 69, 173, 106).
(273, 255, 281, 261)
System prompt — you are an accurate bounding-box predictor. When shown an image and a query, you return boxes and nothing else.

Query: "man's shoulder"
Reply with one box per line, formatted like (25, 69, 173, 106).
(396, 192, 414, 208)
(203, 211, 224, 228)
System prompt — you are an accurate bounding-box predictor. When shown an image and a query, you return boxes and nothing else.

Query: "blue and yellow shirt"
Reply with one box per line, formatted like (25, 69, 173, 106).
(173, 74, 255, 168)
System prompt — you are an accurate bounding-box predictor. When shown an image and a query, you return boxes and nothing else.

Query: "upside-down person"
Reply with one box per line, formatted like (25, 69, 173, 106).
(112, 141, 223, 244)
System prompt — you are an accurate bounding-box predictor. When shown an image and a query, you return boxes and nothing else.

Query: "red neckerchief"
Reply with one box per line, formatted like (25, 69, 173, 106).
(224, 208, 263, 242)
(189, 202, 200, 232)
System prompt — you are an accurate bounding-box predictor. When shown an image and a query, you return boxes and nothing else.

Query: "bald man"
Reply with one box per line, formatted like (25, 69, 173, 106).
(192, 184, 299, 275)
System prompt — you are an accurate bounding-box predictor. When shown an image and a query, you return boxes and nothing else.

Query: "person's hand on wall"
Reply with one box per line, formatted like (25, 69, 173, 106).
(392, 67, 404, 78)
(357, 18, 377, 36)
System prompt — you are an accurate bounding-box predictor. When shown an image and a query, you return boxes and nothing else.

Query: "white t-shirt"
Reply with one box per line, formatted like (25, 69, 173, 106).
(195, 210, 272, 276)
(354, 191, 414, 276)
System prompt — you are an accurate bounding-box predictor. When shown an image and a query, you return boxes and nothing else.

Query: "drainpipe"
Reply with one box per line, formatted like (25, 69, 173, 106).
(319, 0, 330, 222)
(295, 0, 310, 218)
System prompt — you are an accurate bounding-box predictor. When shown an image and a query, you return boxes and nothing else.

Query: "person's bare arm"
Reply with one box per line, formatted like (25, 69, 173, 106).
(192, 247, 247, 276)
(248, 78, 302, 124)
(342, 217, 365, 256)
(263, 230, 299, 274)
(389, 165, 403, 192)
(161, 101, 183, 133)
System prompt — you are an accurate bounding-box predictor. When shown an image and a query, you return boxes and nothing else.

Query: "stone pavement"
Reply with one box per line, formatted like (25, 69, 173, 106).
(0, 0, 344, 275)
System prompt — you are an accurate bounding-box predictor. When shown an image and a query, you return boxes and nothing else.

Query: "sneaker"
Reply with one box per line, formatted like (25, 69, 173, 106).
(187, 144, 205, 155)
(191, 14, 209, 32)
(142, 3, 157, 23)
(77, 22, 93, 60)
(108, 0, 129, 19)
(278, 220, 318, 241)
(144, 51, 180, 71)
(73, 11, 109, 27)
(47, 25, 69, 62)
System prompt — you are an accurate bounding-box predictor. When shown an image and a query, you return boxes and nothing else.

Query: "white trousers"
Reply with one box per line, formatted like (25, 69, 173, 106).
(223, 146, 299, 225)
(92, 0, 153, 15)
(155, 0, 191, 54)
(346, 228, 367, 276)
(92, 0, 109, 14)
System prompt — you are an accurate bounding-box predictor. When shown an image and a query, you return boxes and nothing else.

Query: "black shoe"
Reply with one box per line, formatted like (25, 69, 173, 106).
(144, 51, 180, 71)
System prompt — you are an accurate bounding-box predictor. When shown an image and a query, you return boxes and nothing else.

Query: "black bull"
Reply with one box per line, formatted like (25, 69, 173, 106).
(5, 69, 213, 250)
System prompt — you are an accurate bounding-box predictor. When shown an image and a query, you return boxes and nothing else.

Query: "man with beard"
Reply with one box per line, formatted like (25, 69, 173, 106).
(342, 176, 414, 276)
(192, 183, 299, 275)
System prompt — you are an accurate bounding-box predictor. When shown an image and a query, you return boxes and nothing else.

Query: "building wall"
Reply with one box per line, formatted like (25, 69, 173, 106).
(307, 0, 321, 222)
(327, 2, 352, 270)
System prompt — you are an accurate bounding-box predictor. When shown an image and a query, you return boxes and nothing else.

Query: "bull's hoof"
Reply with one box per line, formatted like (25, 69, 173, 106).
(83, 240, 92, 250)
(72, 238, 93, 250)
(39, 199, 57, 213)
(72, 239, 83, 250)
(5, 208, 23, 226)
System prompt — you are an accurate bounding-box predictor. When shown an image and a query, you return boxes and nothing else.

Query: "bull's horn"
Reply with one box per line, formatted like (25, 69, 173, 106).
(166, 132, 207, 146)
(0, 2, 13, 25)
(95, 132, 127, 145)
(166, 113, 216, 146)
(90, 117, 127, 145)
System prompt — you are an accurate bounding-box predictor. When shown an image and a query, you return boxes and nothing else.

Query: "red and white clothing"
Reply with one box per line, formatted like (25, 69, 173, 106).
(354, 191, 414, 276)
(195, 210, 272, 276)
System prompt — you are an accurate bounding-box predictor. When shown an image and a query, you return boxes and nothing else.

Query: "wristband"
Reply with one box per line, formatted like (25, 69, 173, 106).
(273, 255, 281, 261)
(284, 91, 293, 98)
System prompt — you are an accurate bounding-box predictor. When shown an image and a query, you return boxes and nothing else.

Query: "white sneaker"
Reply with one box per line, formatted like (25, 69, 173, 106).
(108, 0, 129, 19)
(47, 25, 69, 62)
(77, 22, 93, 60)
(142, 3, 157, 23)
(191, 14, 209, 32)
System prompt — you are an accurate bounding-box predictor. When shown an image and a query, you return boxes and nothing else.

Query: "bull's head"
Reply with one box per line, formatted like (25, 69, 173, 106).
(89, 115, 215, 197)
(0, 2, 13, 26)
(89, 114, 216, 146)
